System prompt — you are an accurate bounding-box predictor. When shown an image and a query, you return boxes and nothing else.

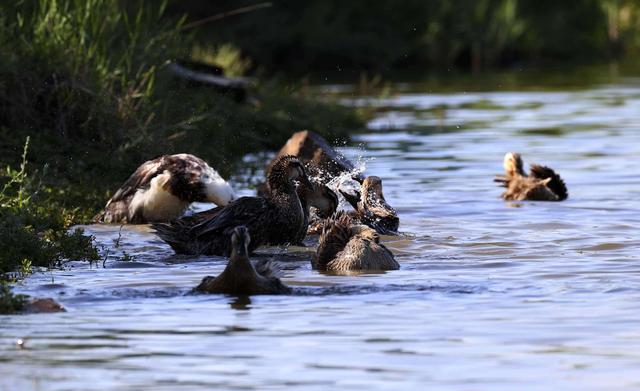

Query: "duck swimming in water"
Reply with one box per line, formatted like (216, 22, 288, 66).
(267, 130, 363, 183)
(94, 154, 236, 224)
(194, 226, 291, 295)
(494, 152, 568, 201)
(314, 212, 399, 273)
(153, 155, 312, 256)
(339, 176, 399, 235)
(295, 178, 339, 243)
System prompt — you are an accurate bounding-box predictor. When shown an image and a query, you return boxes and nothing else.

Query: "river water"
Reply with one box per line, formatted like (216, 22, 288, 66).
(2, 82, 640, 390)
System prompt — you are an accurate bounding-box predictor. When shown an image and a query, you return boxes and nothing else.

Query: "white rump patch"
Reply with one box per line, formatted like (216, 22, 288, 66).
(129, 170, 189, 222)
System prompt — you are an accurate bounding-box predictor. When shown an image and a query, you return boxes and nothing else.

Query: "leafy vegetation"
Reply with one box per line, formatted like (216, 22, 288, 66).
(0, 138, 100, 278)
(0, 0, 362, 201)
(172, 0, 640, 74)
(0, 0, 363, 306)
(0, 281, 28, 314)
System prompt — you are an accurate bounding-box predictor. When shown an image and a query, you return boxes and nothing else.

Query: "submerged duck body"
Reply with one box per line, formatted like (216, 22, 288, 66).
(194, 226, 291, 295)
(314, 212, 399, 273)
(495, 152, 568, 201)
(339, 176, 399, 235)
(95, 154, 236, 224)
(153, 155, 311, 256)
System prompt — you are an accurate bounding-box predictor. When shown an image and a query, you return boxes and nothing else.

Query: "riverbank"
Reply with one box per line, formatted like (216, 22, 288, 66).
(0, 1, 364, 308)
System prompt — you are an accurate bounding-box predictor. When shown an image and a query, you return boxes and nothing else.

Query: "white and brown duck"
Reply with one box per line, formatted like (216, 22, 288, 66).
(313, 212, 399, 273)
(494, 152, 568, 201)
(193, 226, 291, 295)
(153, 155, 312, 256)
(94, 154, 236, 223)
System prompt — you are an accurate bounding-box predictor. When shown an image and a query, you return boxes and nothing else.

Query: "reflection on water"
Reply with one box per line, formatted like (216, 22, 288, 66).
(2, 83, 640, 390)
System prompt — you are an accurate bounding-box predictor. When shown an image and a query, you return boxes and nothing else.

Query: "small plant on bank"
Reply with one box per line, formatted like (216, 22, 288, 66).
(0, 138, 100, 278)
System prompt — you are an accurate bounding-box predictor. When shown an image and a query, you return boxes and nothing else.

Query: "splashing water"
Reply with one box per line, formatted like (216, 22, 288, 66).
(3, 84, 640, 390)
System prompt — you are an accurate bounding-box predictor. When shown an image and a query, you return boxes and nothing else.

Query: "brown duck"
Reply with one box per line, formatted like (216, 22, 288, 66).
(295, 179, 339, 243)
(266, 130, 364, 183)
(94, 154, 235, 223)
(314, 212, 399, 273)
(194, 226, 291, 295)
(153, 155, 312, 256)
(495, 152, 568, 201)
(339, 176, 399, 235)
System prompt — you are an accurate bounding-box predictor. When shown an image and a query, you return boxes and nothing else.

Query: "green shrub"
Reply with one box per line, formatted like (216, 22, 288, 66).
(0, 138, 100, 277)
(0, 281, 28, 314)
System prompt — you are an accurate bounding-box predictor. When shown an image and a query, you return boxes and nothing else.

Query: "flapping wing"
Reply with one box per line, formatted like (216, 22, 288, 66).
(339, 188, 360, 210)
(530, 164, 568, 200)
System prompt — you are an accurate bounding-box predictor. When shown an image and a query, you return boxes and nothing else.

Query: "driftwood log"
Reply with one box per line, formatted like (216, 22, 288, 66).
(168, 60, 254, 102)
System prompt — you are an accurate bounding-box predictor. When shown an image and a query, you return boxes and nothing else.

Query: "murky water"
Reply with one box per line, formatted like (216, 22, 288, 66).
(2, 83, 640, 390)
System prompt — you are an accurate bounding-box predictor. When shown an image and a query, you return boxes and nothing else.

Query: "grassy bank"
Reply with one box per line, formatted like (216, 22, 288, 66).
(0, 0, 364, 309)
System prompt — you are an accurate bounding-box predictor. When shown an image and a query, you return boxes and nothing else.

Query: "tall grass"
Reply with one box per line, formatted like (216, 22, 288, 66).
(0, 0, 361, 190)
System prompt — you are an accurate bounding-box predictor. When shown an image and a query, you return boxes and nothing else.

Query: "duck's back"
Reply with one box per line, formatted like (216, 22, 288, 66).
(155, 194, 303, 256)
(502, 175, 559, 201)
(328, 238, 399, 271)
(195, 260, 290, 295)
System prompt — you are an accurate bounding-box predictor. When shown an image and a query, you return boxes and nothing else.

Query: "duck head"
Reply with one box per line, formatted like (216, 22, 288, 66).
(362, 176, 395, 212)
(268, 155, 312, 192)
(362, 176, 385, 202)
(503, 152, 525, 177)
(298, 179, 339, 218)
(349, 224, 380, 243)
(231, 226, 251, 258)
(202, 174, 236, 206)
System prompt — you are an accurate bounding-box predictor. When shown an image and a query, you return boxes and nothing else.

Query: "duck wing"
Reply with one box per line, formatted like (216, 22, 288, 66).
(179, 205, 224, 225)
(339, 188, 361, 210)
(191, 196, 272, 238)
(94, 156, 169, 222)
(529, 164, 568, 200)
(110, 156, 168, 203)
(493, 174, 510, 187)
(253, 259, 285, 279)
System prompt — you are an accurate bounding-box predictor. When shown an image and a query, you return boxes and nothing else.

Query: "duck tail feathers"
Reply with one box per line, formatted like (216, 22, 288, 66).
(152, 222, 194, 254)
(530, 164, 568, 200)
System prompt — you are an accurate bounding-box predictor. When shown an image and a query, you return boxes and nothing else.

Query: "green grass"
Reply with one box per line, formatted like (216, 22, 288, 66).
(0, 138, 100, 277)
(0, 0, 363, 294)
(0, 0, 363, 213)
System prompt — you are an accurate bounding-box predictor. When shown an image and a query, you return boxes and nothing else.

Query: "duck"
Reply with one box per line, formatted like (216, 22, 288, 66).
(494, 152, 568, 201)
(294, 178, 339, 243)
(313, 212, 399, 272)
(267, 130, 364, 183)
(339, 176, 399, 235)
(153, 155, 312, 256)
(183, 177, 338, 244)
(94, 153, 236, 224)
(193, 226, 291, 295)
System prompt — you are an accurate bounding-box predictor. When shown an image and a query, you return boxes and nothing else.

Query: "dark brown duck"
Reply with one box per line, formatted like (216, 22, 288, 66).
(339, 176, 399, 235)
(295, 179, 339, 243)
(494, 152, 568, 201)
(94, 154, 235, 224)
(153, 155, 312, 256)
(194, 226, 291, 295)
(314, 212, 399, 273)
